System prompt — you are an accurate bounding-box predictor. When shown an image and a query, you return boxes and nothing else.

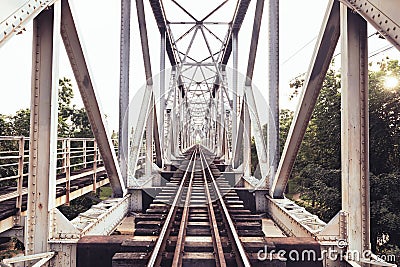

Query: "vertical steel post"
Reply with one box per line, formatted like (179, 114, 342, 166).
(232, 32, 238, 157)
(166, 111, 172, 161)
(172, 85, 178, 156)
(220, 83, 225, 157)
(145, 95, 154, 177)
(26, 2, 60, 255)
(160, 30, 166, 149)
(119, 0, 131, 185)
(268, 0, 279, 189)
(243, 94, 251, 177)
(340, 4, 370, 254)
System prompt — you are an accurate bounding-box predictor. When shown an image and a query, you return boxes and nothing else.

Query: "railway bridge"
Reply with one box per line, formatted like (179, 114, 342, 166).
(0, 0, 399, 266)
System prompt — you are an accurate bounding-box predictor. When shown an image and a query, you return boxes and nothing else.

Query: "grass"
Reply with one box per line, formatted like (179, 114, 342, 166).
(99, 186, 112, 200)
(0, 238, 24, 261)
(286, 178, 300, 200)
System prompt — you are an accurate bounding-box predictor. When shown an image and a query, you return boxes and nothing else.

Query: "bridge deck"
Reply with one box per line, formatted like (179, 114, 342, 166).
(77, 147, 323, 267)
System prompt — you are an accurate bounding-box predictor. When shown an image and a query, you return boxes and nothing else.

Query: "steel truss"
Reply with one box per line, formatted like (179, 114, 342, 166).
(1, 0, 400, 266)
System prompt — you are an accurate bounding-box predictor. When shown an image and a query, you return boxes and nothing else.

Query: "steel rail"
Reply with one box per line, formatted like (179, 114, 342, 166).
(147, 150, 196, 267)
(199, 148, 251, 267)
(199, 152, 226, 267)
(171, 151, 197, 266)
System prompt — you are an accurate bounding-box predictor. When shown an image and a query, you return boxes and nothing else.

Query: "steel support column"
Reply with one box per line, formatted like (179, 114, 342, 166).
(153, 101, 162, 168)
(160, 30, 166, 150)
(233, 99, 245, 168)
(136, 0, 153, 84)
(340, 4, 370, 256)
(271, 0, 340, 198)
(60, 0, 126, 197)
(219, 85, 225, 157)
(26, 3, 60, 255)
(145, 96, 154, 178)
(232, 31, 238, 157)
(243, 95, 251, 177)
(268, 0, 279, 189)
(119, 0, 131, 184)
(165, 111, 172, 162)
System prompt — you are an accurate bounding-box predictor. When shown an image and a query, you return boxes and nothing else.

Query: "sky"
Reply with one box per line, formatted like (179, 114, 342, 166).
(0, 0, 398, 132)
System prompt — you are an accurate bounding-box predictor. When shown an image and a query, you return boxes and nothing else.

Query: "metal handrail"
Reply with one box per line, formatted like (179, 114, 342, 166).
(0, 136, 114, 223)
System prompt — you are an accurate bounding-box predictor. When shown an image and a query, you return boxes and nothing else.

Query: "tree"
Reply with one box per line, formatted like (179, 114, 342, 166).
(279, 109, 294, 156)
(369, 60, 400, 174)
(58, 77, 75, 137)
(1, 78, 92, 138)
(0, 115, 11, 136)
(285, 59, 400, 258)
(70, 108, 92, 138)
(10, 109, 30, 137)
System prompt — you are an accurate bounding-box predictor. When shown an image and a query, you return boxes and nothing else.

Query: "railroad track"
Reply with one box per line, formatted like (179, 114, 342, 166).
(113, 145, 270, 267)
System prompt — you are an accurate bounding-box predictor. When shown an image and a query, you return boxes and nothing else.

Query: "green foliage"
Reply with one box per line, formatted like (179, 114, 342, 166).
(369, 60, 400, 174)
(58, 193, 98, 220)
(70, 107, 92, 138)
(279, 109, 293, 157)
(99, 186, 113, 200)
(295, 164, 341, 222)
(0, 115, 12, 136)
(370, 173, 400, 251)
(11, 109, 30, 137)
(58, 77, 75, 137)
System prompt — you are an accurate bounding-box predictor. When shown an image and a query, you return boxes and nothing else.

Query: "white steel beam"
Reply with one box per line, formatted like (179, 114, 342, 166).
(232, 32, 238, 158)
(26, 2, 60, 255)
(3, 252, 55, 267)
(233, 99, 245, 168)
(50, 195, 130, 239)
(0, 0, 56, 48)
(243, 96, 251, 177)
(128, 88, 153, 186)
(136, 0, 153, 84)
(160, 30, 166, 150)
(340, 4, 370, 255)
(48, 196, 130, 267)
(266, 197, 326, 238)
(342, 0, 400, 51)
(245, 0, 265, 84)
(145, 97, 154, 177)
(271, 0, 340, 198)
(240, 0, 269, 186)
(244, 86, 269, 185)
(268, 0, 279, 189)
(119, 0, 131, 185)
(153, 101, 162, 167)
(60, 0, 126, 197)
